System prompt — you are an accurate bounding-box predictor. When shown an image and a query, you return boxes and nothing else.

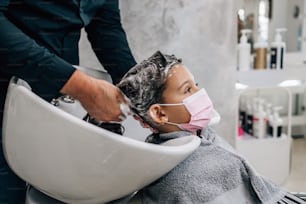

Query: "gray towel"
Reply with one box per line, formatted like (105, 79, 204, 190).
(141, 127, 293, 204)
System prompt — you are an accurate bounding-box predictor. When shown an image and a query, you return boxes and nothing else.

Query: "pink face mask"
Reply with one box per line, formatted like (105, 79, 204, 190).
(158, 88, 213, 133)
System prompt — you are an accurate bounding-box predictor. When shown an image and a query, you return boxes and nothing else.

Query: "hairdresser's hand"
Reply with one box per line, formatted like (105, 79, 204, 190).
(61, 70, 129, 122)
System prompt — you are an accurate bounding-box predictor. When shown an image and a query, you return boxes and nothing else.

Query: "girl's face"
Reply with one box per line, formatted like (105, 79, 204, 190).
(157, 64, 200, 132)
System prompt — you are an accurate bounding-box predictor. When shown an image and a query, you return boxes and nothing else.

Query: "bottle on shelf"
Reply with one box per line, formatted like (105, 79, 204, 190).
(238, 120, 245, 138)
(270, 28, 287, 70)
(253, 98, 267, 139)
(253, 31, 268, 70)
(238, 29, 252, 71)
(270, 106, 283, 138)
(245, 98, 253, 135)
(265, 103, 273, 136)
(246, 97, 259, 136)
(239, 95, 247, 131)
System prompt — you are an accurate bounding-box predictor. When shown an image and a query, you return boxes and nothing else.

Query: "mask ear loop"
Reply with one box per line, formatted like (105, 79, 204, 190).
(157, 103, 184, 106)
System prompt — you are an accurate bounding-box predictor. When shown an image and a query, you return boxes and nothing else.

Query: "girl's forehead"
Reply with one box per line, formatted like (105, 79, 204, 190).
(167, 64, 194, 81)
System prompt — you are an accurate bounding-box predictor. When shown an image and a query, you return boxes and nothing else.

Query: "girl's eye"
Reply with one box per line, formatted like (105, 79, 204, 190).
(195, 82, 199, 87)
(184, 87, 192, 94)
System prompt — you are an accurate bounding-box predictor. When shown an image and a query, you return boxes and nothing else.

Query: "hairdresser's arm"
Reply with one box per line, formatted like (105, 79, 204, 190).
(85, 0, 136, 84)
(0, 2, 126, 121)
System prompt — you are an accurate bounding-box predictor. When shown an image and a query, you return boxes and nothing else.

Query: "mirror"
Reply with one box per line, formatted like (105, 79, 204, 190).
(237, 0, 306, 54)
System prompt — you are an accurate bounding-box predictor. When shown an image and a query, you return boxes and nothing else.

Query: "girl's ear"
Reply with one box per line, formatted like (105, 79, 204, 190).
(149, 104, 168, 124)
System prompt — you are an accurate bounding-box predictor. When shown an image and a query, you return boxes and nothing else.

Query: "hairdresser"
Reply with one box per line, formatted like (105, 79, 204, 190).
(0, 0, 136, 203)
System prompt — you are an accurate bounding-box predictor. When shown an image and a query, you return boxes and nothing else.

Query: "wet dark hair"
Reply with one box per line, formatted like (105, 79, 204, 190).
(117, 51, 182, 127)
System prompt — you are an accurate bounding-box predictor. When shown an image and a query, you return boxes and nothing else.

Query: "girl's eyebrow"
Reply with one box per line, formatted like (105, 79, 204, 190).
(177, 80, 192, 90)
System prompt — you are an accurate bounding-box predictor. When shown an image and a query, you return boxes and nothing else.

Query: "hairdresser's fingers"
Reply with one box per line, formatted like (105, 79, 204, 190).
(81, 79, 126, 121)
(61, 70, 128, 122)
(95, 81, 128, 122)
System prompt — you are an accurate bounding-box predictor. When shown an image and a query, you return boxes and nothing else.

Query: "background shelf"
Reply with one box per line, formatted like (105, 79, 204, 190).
(237, 68, 306, 87)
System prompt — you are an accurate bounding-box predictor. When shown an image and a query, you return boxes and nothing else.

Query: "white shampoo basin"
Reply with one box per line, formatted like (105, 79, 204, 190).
(2, 77, 201, 204)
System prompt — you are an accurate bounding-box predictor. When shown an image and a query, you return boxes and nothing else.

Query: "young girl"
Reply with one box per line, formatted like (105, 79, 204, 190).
(117, 51, 305, 204)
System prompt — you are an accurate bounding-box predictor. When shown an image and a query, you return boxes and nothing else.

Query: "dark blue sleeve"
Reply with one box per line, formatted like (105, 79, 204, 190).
(0, 1, 75, 100)
(85, 0, 136, 84)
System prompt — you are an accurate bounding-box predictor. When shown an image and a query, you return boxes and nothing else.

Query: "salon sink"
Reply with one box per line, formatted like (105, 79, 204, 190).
(2, 77, 201, 204)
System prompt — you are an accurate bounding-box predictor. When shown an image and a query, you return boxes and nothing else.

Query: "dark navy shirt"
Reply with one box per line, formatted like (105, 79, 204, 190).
(0, 0, 136, 164)
(0, 0, 136, 116)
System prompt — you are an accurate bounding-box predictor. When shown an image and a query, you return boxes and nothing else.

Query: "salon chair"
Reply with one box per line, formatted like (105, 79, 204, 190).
(2, 74, 201, 203)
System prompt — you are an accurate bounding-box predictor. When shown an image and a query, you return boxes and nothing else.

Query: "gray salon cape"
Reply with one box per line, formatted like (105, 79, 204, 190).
(141, 127, 305, 204)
